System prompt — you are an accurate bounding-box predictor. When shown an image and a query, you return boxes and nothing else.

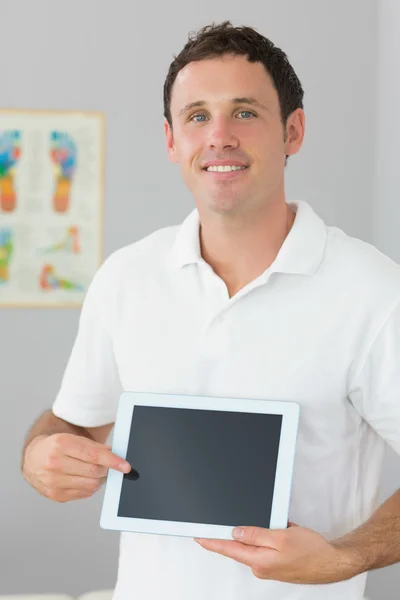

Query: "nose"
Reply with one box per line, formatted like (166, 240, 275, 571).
(207, 116, 239, 152)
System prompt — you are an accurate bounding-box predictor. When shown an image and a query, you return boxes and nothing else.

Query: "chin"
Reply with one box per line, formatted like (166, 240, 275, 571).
(207, 198, 244, 216)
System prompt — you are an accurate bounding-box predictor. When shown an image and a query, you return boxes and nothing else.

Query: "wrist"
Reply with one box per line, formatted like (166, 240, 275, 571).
(330, 537, 366, 581)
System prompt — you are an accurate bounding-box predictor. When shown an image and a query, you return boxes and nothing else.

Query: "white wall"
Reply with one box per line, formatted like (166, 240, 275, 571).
(1, 0, 398, 597)
(368, 1, 400, 596)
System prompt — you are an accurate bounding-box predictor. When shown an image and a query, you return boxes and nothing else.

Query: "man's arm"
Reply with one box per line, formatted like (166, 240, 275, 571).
(21, 409, 114, 468)
(332, 488, 400, 575)
(195, 489, 400, 584)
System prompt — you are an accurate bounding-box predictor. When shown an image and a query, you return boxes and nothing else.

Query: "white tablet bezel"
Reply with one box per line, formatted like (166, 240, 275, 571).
(100, 391, 299, 539)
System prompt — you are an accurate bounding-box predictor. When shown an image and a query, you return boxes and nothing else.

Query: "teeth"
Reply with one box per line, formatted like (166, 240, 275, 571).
(206, 165, 247, 172)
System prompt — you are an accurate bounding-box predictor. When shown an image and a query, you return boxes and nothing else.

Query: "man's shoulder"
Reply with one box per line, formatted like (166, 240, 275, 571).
(325, 224, 400, 296)
(87, 223, 181, 302)
(101, 223, 180, 276)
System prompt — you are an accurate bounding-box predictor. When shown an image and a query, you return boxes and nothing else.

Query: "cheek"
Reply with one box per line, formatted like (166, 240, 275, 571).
(179, 133, 203, 168)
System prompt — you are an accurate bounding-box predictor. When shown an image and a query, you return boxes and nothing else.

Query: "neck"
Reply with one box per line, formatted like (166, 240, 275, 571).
(199, 200, 295, 298)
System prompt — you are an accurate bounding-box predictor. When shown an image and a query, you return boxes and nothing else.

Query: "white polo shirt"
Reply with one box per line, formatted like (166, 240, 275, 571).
(52, 200, 400, 600)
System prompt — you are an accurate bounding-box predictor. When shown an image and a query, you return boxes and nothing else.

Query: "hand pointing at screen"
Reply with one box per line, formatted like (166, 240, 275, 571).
(22, 433, 131, 503)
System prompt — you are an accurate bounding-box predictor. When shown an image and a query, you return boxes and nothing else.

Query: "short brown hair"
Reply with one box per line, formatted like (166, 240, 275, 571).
(163, 21, 304, 163)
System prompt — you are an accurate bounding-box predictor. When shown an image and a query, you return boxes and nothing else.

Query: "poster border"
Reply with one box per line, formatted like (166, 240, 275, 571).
(0, 108, 105, 309)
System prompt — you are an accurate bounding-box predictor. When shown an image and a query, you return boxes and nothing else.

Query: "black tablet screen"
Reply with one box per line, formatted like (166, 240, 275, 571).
(117, 405, 282, 528)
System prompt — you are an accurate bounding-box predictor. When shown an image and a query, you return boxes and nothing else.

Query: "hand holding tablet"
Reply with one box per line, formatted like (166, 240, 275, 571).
(100, 392, 299, 540)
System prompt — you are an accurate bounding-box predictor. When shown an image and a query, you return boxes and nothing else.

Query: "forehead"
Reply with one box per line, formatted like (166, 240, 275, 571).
(170, 55, 278, 113)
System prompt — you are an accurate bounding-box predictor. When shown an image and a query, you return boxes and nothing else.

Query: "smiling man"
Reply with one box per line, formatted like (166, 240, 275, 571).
(22, 21, 400, 600)
(164, 47, 302, 298)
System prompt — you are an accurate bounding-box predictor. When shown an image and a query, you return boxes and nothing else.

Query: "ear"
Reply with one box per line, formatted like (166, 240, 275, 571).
(164, 118, 179, 164)
(284, 108, 305, 158)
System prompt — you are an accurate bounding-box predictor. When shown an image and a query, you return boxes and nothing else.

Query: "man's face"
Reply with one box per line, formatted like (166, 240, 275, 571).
(165, 54, 304, 217)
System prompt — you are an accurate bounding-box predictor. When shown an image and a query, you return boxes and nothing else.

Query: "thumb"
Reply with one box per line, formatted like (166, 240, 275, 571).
(287, 521, 299, 528)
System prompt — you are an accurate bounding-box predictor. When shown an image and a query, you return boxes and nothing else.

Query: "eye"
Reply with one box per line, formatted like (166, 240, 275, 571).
(188, 110, 256, 123)
(237, 110, 256, 119)
(189, 113, 208, 123)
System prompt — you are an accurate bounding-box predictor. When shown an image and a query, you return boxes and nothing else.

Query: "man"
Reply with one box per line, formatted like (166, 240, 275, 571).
(21, 21, 400, 600)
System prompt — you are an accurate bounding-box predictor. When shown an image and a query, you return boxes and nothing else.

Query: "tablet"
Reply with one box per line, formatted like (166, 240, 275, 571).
(100, 391, 299, 540)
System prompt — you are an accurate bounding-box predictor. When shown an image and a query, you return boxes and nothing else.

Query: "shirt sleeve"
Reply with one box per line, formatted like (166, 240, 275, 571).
(348, 298, 400, 455)
(52, 259, 122, 428)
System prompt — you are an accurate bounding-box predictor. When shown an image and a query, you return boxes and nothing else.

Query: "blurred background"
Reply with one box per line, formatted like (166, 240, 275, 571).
(1, 0, 399, 598)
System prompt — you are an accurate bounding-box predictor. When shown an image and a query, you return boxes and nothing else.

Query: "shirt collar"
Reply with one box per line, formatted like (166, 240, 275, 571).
(168, 201, 327, 276)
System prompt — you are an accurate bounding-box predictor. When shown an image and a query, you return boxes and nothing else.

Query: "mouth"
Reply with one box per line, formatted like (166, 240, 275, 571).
(202, 165, 249, 179)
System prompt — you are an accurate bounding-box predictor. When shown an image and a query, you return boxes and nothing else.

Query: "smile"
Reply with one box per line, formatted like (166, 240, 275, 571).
(205, 165, 248, 172)
(202, 165, 249, 178)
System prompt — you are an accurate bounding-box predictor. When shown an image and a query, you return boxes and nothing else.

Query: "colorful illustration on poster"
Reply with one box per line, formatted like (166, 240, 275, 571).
(39, 264, 84, 291)
(0, 228, 14, 283)
(50, 131, 77, 213)
(0, 130, 22, 212)
(0, 110, 103, 307)
(40, 226, 81, 254)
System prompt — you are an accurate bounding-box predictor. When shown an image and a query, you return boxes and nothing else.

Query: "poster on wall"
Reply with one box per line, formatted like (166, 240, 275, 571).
(0, 109, 104, 308)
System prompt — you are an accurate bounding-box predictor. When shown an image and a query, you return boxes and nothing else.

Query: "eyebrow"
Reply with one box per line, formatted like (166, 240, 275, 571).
(178, 97, 269, 117)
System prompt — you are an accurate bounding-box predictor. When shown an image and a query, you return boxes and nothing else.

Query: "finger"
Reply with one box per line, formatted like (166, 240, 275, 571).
(64, 487, 102, 500)
(232, 526, 281, 549)
(47, 454, 109, 479)
(54, 436, 130, 473)
(194, 538, 260, 568)
(43, 474, 107, 491)
(41, 484, 102, 502)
